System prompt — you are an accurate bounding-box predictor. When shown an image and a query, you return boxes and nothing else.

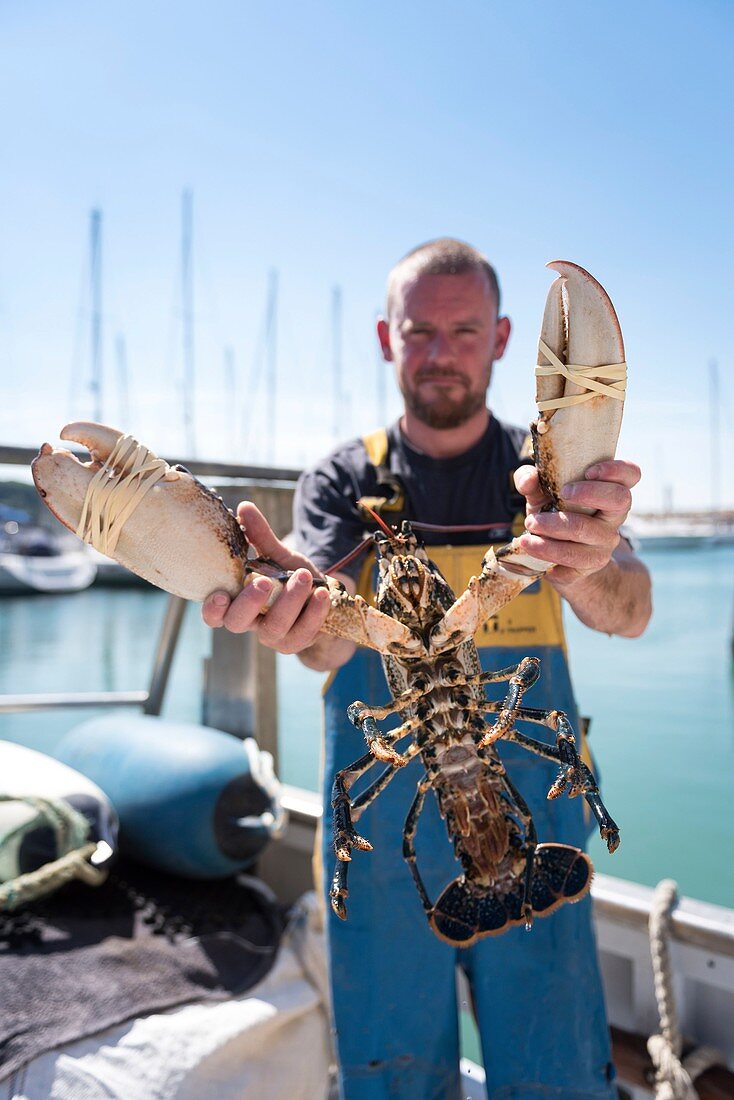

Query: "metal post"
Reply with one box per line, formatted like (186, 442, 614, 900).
(144, 595, 188, 715)
(200, 483, 294, 768)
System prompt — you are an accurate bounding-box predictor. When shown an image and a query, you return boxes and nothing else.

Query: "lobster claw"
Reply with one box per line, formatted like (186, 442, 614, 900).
(429, 262, 627, 652)
(32, 422, 251, 601)
(60, 421, 132, 464)
(533, 261, 626, 513)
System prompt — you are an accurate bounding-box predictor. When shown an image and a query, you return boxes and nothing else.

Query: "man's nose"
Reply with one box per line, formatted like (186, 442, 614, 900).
(428, 332, 455, 366)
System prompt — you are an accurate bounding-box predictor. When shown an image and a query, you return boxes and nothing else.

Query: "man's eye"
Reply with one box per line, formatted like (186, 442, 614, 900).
(456, 326, 478, 335)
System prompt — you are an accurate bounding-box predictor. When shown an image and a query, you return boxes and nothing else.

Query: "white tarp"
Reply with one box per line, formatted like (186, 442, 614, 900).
(1, 893, 332, 1100)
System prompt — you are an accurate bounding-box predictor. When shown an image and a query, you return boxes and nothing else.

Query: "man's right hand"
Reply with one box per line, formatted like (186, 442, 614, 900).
(202, 502, 355, 669)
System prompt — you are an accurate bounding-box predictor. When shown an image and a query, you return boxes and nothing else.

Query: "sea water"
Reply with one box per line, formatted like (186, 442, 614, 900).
(1, 543, 733, 909)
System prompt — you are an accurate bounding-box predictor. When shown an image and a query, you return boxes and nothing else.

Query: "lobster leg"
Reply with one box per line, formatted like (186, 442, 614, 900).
(348, 701, 424, 766)
(351, 761, 401, 821)
(331, 741, 424, 918)
(347, 674, 434, 723)
(481, 703, 620, 854)
(332, 752, 375, 857)
(402, 774, 434, 916)
(350, 740, 423, 821)
(476, 657, 541, 748)
(330, 750, 379, 919)
(492, 764, 537, 929)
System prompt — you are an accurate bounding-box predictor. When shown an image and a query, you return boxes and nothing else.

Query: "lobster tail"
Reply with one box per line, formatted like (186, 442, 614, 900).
(429, 880, 510, 945)
(429, 843, 593, 947)
(531, 842, 592, 912)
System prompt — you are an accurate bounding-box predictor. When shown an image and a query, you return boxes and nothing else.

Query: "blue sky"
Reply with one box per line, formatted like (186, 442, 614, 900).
(1, 0, 731, 509)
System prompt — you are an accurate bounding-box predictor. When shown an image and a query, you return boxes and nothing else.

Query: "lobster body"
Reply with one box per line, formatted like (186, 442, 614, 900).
(330, 525, 610, 946)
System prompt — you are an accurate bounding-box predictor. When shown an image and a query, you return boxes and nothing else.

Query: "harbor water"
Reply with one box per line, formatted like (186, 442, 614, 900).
(1, 544, 733, 909)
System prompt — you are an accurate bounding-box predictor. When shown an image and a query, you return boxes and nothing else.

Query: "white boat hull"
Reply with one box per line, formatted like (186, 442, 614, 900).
(0, 549, 97, 593)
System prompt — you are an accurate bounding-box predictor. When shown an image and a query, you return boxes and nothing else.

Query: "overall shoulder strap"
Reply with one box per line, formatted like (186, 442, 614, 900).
(357, 428, 410, 524)
(362, 427, 389, 467)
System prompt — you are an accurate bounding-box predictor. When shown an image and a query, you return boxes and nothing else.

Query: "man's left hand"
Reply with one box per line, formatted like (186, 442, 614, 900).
(514, 460, 641, 588)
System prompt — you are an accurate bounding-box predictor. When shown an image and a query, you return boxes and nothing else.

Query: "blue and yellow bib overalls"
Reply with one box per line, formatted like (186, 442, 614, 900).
(320, 495, 616, 1098)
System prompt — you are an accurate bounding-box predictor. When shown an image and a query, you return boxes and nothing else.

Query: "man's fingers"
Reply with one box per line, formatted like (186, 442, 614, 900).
(563, 479, 633, 517)
(202, 569, 333, 654)
(268, 585, 332, 654)
(583, 460, 641, 489)
(256, 568, 316, 645)
(218, 577, 277, 634)
(237, 501, 321, 575)
(525, 510, 621, 549)
(577, 458, 639, 525)
(237, 501, 285, 559)
(201, 591, 233, 628)
(518, 532, 611, 574)
(515, 459, 640, 521)
(513, 465, 549, 510)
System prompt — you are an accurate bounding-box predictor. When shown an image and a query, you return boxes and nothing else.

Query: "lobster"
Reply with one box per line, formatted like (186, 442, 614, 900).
(329, 512, 619, 946)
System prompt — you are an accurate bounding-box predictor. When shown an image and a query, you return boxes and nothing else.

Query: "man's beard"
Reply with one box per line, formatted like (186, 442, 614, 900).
(401, 369, 490, 430)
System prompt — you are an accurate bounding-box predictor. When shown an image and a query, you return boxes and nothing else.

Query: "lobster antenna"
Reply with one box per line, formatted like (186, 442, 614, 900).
(326, 538, 374, 575)
(363, 506, 396, 538)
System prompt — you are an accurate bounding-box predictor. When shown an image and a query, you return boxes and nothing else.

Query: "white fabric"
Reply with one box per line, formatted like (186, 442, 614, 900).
(2, 893, 331, 1100)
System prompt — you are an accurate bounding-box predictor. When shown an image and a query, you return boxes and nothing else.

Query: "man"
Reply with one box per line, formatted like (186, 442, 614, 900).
(204, 240, 652, 1099)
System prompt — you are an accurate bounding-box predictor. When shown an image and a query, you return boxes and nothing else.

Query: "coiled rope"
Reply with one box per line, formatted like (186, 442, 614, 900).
(0, 795, 107, 911)
(647, 879, 724, 1098)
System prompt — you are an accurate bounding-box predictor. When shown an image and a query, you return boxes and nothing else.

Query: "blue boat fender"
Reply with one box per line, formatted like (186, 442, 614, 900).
(55, 715, 285, 879)
(0, 740, 118, 888)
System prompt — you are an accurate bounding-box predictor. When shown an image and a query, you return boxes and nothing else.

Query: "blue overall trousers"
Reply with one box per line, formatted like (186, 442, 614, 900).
(321, 545, 616, 1100)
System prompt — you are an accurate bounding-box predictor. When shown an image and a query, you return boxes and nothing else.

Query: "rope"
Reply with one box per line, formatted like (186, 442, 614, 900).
(0, 795, 108, 911)
(647, 879, 724, 1098)
(76, 434, 169, 557)
(535, 338, 626, 412)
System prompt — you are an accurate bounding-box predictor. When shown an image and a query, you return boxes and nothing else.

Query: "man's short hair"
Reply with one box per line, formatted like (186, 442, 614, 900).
(386, 238, 501, 318)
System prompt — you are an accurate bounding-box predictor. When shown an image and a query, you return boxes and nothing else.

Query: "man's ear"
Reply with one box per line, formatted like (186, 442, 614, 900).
(493, 315, 512, 362)
(376, 317, 393, 362)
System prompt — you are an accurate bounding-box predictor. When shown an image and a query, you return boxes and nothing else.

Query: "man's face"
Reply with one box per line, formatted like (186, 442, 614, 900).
(378, 271, 511, 430)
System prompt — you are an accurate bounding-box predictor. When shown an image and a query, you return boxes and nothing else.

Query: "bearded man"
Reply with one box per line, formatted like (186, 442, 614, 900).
(204, 239, 651, 1100)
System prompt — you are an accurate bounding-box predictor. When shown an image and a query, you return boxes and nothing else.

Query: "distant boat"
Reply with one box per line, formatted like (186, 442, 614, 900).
(0, 518, 97, 594)
(630, 512, 734, 549)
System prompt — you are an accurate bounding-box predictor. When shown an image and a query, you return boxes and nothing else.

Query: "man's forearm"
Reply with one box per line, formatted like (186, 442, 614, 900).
(551, 551, 652, 638)
(298, 632, 356, 673)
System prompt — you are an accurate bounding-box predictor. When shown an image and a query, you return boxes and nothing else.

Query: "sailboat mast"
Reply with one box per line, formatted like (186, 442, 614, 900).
(89, 209, 103, 422)
(224, 345, 236, 458)
(181, 189, 196, 457)
(115, 334, 130, 426)
(265, 270, 278, 463)
(332, 285, 343, 441)
(709, 358, 720, 518)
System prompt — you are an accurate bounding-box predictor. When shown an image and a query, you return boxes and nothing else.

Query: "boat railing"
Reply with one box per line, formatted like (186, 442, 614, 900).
(0, 594, 188, 716)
